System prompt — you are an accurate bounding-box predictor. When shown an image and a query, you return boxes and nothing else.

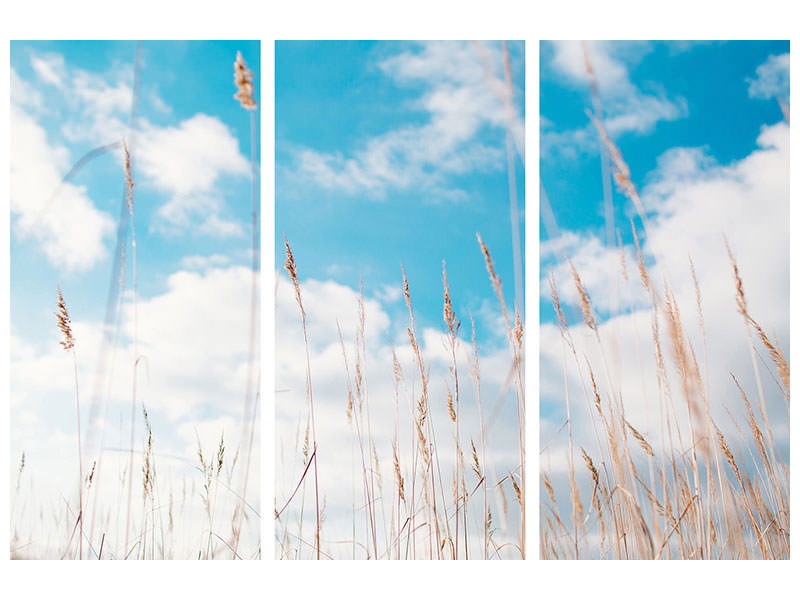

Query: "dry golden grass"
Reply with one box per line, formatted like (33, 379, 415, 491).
(234, 51, 257, 110)
(541, 46, 788, 559)
(541, 216, 789, 562)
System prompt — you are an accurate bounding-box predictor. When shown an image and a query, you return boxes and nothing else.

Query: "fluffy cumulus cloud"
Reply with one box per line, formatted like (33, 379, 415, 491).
(542, 41, 687, 159)
(275, 272, 524, 558)
(136, 114, 250, 236)
(129, 265, 256, 418)
(292, 41, 521, 201)
(10, 264, 257, 481)
(10, 104, 115, 271)
(541, 122, 789, 477)
(11, 52, 251, 257)
(11, 53, 129, 270)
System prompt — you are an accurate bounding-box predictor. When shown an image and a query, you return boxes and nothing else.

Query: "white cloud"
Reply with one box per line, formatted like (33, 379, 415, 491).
(541, 232, 648, 315)
(11, 264, 257, 427)
(9, 105, 115, 271)
(31, 53, 133, 145)
(72, 68, 133, 117)
(26, 51, 132, 145)
(292, 41, 520, 201)
(10, 67, 43, 110)
(130, 266, 256, 420)
(137, 114, 249, 197)
(546, 122, 788, 320)
(748, 53, 789, 100)
(542, 41, 687, 159)
(31, 53, 66, 88)
(137, 114, 250, 236)
(19, 53, 250, 239)
(602, 93, 687, 136)
(180, 253, 232, 271)
(550, 40, 631, 92)
(373, 284, 403, 304)
(148, 88, 172, 115)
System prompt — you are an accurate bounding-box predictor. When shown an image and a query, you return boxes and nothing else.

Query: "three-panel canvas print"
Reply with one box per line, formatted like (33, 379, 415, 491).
(7, 39, 789, 561)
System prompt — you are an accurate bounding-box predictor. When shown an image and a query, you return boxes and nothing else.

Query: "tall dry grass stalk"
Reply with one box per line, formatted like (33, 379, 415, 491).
(477, 233, 525, 558)
(56, 287, 83, 559)
(442, 261, 464, 557)
(122, 137, 139, 557)
(232, 49, 260, 558)
(282, 237, 321, 559)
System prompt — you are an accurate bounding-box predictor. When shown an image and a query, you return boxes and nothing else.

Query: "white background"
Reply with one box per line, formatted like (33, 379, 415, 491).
(1, 0, 797, 598)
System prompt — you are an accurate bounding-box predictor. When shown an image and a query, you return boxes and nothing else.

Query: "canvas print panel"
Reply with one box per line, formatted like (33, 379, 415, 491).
(10, 40, 261, 560)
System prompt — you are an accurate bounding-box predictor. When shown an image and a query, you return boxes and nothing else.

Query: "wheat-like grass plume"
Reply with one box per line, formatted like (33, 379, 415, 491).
(56, 287, 82, 559)
(233, 51, 257, 110)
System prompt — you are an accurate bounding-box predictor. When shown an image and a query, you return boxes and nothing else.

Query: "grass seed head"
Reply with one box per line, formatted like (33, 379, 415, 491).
(447, 388, 456, 422)
(233, 51, 257, 110)
(568, 261, 597, 332)
(442, 260, 460, 338)
(56, 287, 75, 351)
(122, 138, 134, 215)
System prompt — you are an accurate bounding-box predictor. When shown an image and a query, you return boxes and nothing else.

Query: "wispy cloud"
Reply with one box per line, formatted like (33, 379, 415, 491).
(747, 53, 789, 100)
(179, 253, 232, 271)
(15, 52, 251, 243)
(30, 52, 135, 145)
(291, 41, 521, 201)
(542, 41, 687, 159)
(10, 67, 43, 110)
(31, 53, 66, 88)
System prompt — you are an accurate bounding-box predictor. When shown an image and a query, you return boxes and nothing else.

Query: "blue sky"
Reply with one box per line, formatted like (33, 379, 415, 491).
(11, 41, 259, 330)
(276, 41, 524, 337)
(10, 40, 260, 558)
(541, 40, 788, 323)
(275, 41, 525, 559)
(539, 40, 789, 537)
